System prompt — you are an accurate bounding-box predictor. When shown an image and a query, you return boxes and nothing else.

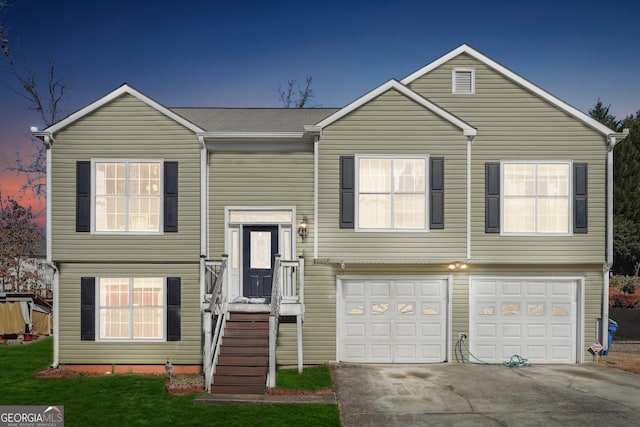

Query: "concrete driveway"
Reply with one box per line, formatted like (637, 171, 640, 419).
(331, 363, 640, 426)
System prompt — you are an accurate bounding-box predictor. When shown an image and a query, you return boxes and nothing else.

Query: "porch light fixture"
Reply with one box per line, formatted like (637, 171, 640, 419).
(448, 262, 468, 270)
(297, 216, 308, 241)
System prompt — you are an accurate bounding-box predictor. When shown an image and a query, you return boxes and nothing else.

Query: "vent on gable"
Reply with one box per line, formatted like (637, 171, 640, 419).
(453, 68, 475, 94)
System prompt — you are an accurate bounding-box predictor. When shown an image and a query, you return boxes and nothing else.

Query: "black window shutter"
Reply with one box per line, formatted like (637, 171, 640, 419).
(485, 162, 500, 233)
(166, 277, 181, 341)
(339, 156, 355, 229)
(573, 163, 588, 234)
(76, 161, 91, 232)
(430, 157, 445, 229)
(164, 162, 178, 232)
(80, 277, 95, 341)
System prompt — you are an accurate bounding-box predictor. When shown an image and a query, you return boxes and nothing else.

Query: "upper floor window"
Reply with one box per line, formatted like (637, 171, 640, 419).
(94, 161, 162, 233)
(502, 162, 570, 234)
(356, 156, 427, 231)
(98, 277, 164, 341)
(452, 68, 475, 94)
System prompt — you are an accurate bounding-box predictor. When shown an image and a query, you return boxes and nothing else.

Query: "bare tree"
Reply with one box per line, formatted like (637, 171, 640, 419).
(279, 76, 315, 108)
(1, 2, 68, 197)
(0, 190, 43, 292)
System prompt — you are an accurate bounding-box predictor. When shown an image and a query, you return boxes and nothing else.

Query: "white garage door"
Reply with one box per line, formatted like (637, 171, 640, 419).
(339, 277, 447, 363)
(469, 278, 577, 364)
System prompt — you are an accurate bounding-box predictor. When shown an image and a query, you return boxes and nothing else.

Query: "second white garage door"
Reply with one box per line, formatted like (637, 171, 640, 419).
(469, 278, 578, 364)
(339, 277, 448, 363)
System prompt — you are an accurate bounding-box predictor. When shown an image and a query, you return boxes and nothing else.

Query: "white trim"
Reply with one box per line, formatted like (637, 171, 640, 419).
(500, 160, 573, 236)
(199, 137, 208, 257)
(315, 79, 476, 136)
(447, 274, 453, 364)
(607, 150, 614, 265)
(198, 132, 305, 139)
(401, 44, 616, 137)
(90, 159, 164, 235)
(95, 277, 167, 342)
(355, 154, 429, 232)
(466, 136, 472, 260)
(602, 267, 610, 353)
(313, 136, 319, 260)
(452, 68, 475, 94)
(45, 138, 53, 264)
(44, 84, 204, 135)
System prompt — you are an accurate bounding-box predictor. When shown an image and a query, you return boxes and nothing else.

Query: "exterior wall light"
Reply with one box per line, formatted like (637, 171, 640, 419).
(448, 262, 468, 270)
(297, 216, 308, 241)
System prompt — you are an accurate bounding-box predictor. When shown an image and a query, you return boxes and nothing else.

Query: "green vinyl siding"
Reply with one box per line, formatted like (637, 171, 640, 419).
(407, 53, 607, 264)
(317, 89, 468, 260)
(57, 262, 201, 364)
(50, 94, 201, 263)
(208, 150, 314, 256)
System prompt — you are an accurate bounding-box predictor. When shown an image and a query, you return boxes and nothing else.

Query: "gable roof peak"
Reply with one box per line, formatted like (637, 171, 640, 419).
(315, 79, 476, 136)
(400, 44, 619, 137)
(42, 83, 204, 135)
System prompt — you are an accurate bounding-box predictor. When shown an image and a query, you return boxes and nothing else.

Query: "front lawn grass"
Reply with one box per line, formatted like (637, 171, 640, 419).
(0, 338, 339, 426)
(276, 364, 333, 391)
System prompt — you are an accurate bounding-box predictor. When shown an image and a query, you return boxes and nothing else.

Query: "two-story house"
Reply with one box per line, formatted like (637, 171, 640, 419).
(34, 44, 627, 393)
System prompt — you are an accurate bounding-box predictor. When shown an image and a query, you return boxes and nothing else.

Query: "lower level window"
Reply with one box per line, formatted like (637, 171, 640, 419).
(99, 277, 164, 340)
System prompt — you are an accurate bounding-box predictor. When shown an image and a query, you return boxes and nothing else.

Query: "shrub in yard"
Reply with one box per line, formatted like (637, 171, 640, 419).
(610, 292, 640, 308)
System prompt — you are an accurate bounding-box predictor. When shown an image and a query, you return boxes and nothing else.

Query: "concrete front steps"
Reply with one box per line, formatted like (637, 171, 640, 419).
(211, 312, 269, 394)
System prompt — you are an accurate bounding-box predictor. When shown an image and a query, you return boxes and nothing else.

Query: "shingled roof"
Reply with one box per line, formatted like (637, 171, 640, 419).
(170, 107, 339, 133)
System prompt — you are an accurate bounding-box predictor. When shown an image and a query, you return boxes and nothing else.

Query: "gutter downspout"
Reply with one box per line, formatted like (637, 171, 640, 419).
(199, 136, 208, 310)
(313, 135, 319, 260)
(43, 133, 60, 368)
(602, 137, 615, 352)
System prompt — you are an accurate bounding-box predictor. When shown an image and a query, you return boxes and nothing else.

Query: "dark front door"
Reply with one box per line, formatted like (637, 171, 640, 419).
(242, 225, 278, 298)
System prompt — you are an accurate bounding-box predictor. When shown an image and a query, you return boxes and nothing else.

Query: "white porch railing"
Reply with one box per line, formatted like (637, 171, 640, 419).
(267, 255, 305, 388)
(203, 254, 305, 391)
(203, 256, 228, 392)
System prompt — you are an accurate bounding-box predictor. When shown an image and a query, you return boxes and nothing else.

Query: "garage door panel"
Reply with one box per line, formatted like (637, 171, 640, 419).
(421, 322, 443, 337)
(371, 323, 391, 338)
(526, 282, 546, 296)
(526, 324, 546, 338)
(470, 278, 577, 364)
(344, 323, 366, 338)
(371, 344, 392, 361)
(340, 277, 447, 363)
(344, 282, 365, 297)
(395, 323, 416, 337)
(475, 323, 496, 338)
(502, 324, 522, 337)
(344, 344, 366, 359)
(551, 324, 572, 338)
(502, 281, 522, 295)
(370, 282, 391, 297)
(395, 282, 415, 296)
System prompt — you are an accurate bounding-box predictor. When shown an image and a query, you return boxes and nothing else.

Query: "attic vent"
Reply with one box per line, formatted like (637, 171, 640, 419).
(453, 68, 475, 94)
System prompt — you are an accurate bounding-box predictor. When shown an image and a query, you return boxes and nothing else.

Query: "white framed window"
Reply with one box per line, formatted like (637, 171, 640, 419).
(356, 156, 427, 231)
(98, 277, 164, 341)
(93, 160, 162, 233)
(452, 68, 475, 94)
(502, 161, 571, 235)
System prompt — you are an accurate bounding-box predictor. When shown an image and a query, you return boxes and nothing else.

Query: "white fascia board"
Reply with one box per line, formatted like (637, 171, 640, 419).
(401, 44, 617, 137)
(197, 132, 305, 139)
(315, 79, 476, 136)
(44, 84, 204, 135)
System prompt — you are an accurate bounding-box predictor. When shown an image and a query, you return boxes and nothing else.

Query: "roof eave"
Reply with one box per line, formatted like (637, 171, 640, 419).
(314, 79, 476, 137)
(401, 44, 618, 137)
(43, 84, 204, 136)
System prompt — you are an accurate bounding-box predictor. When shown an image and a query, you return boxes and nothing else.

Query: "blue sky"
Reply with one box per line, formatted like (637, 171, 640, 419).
(1, 0, 639, 209)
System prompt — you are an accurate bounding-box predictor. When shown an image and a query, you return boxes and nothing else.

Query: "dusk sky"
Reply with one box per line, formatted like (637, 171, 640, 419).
(1, 0, 639, 225)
